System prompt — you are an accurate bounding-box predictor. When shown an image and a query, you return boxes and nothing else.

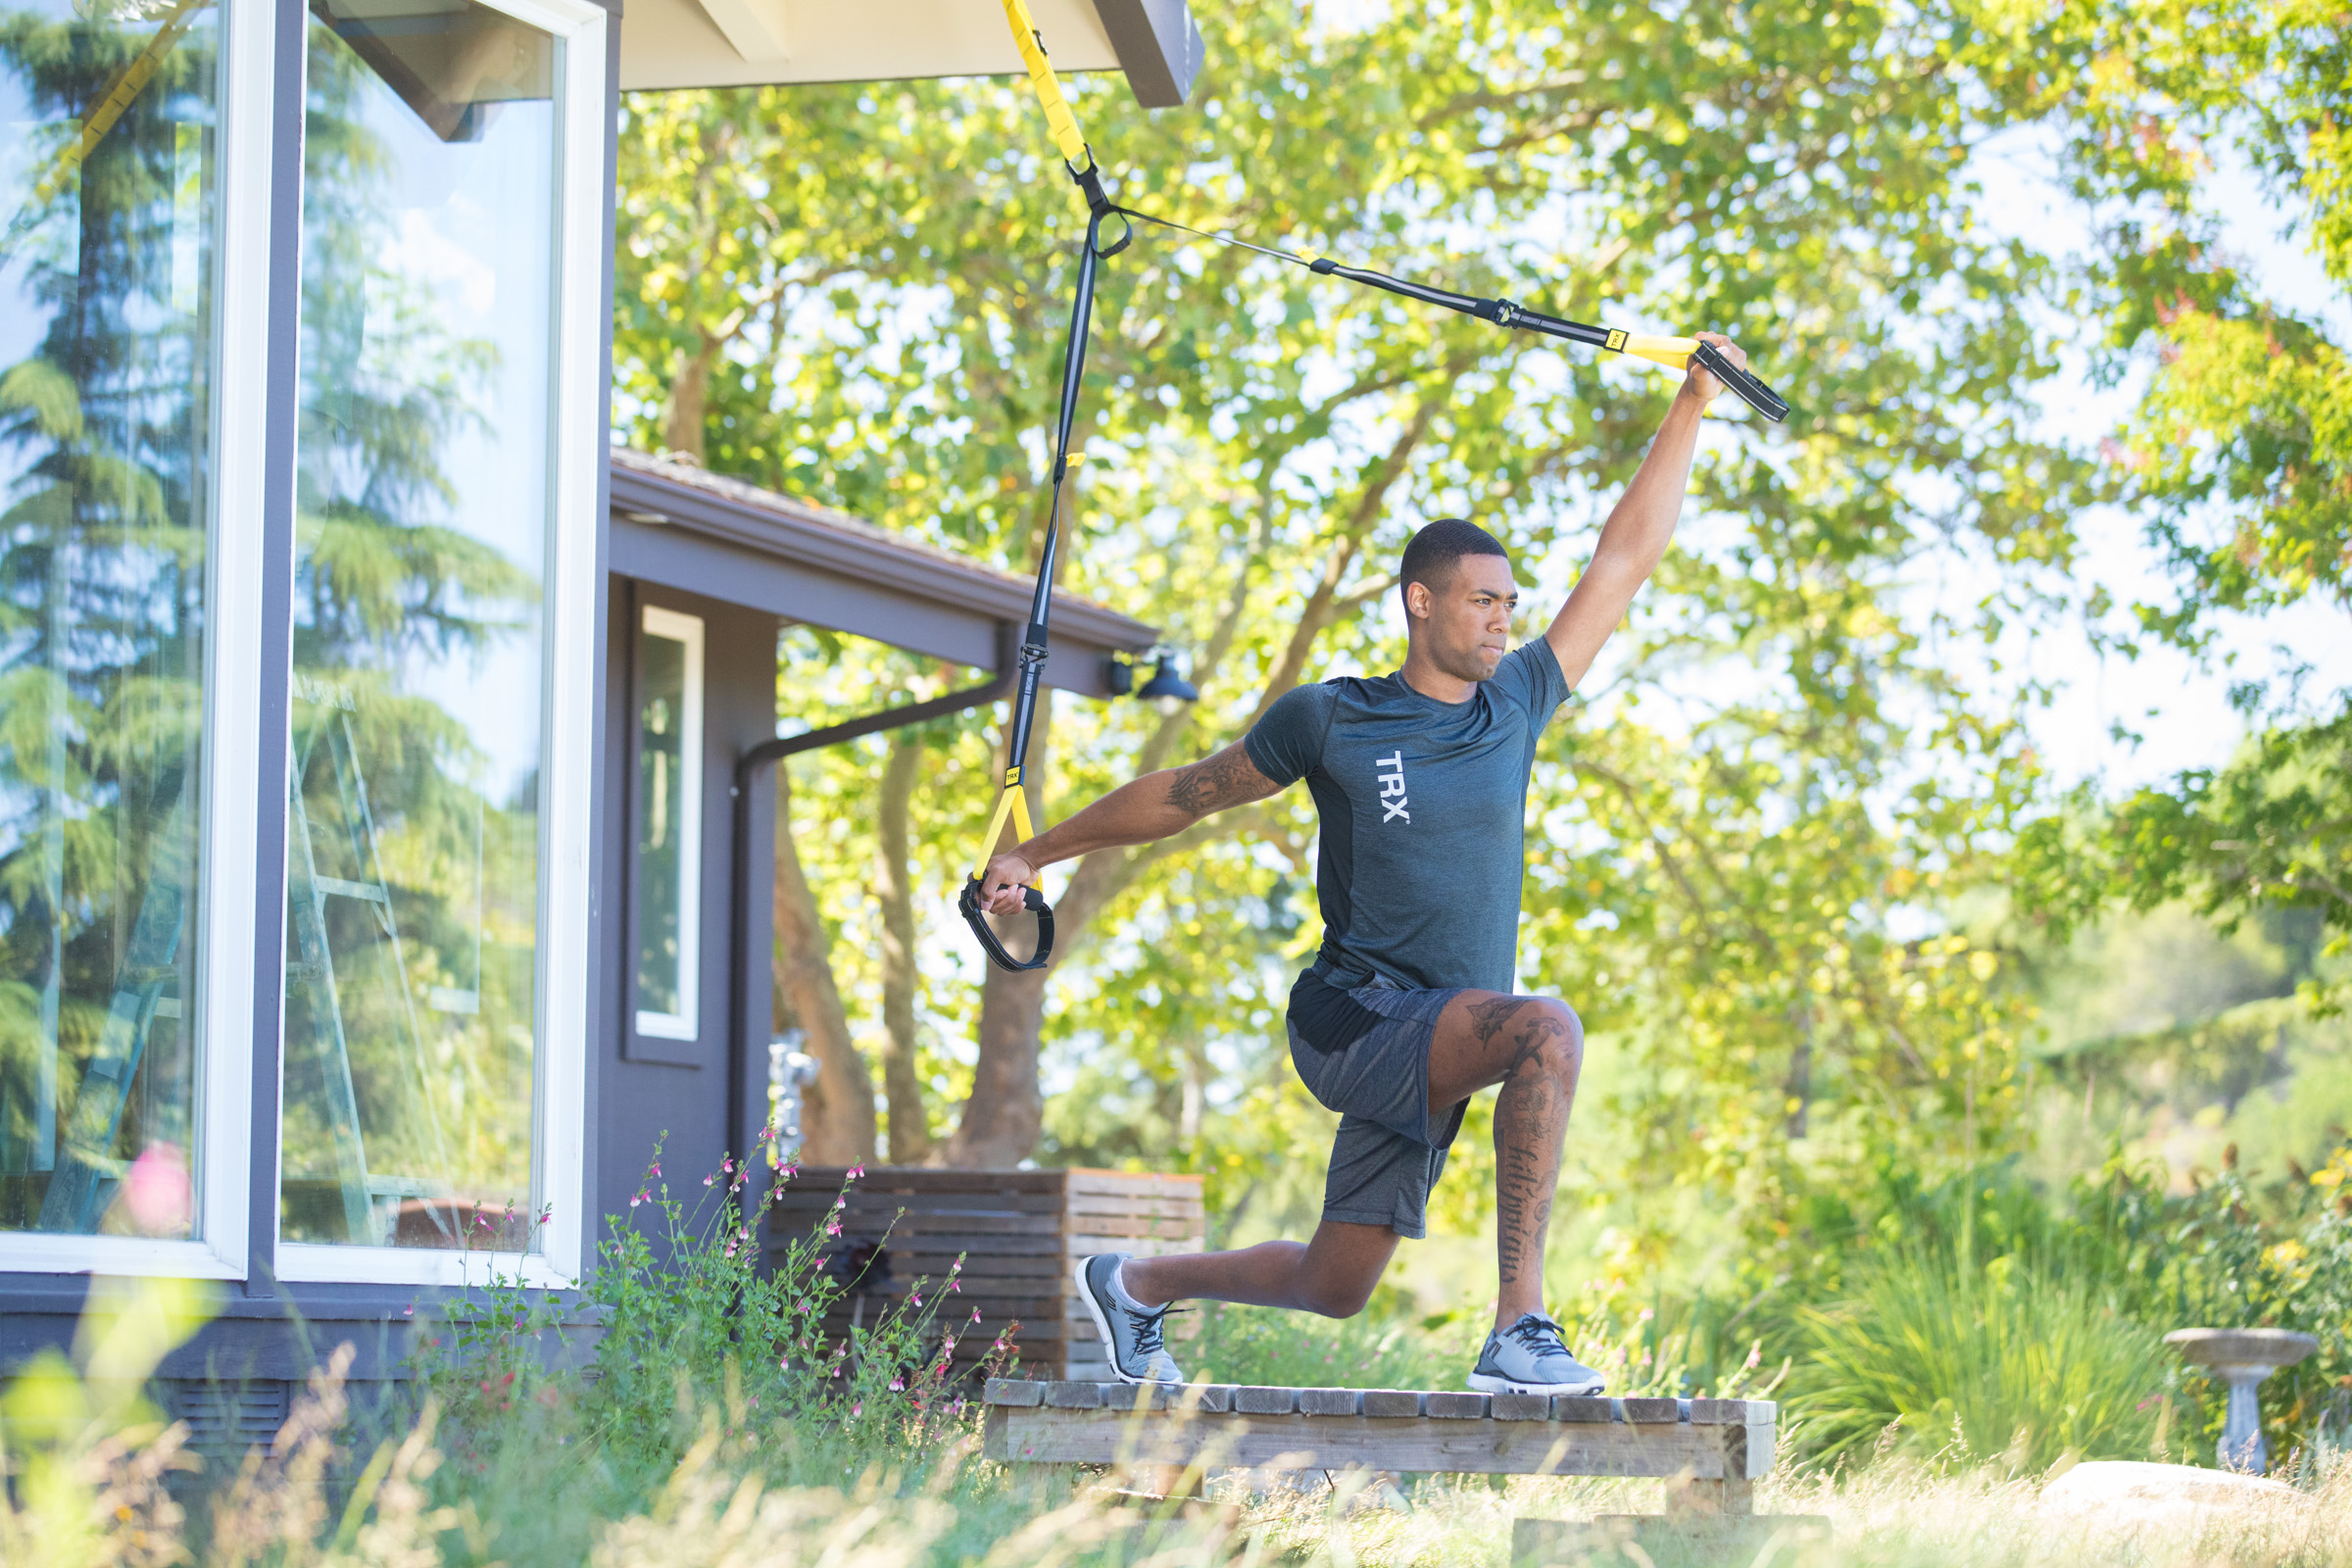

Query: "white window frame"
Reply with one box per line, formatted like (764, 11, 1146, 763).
(632, 606, 705, 1043)
(274, 0, 607, 1291)
(0, 0, 270, 1281)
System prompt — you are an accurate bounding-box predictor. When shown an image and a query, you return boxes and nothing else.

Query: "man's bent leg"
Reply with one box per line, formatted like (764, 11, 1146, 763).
(1425, 992, 1585, 1328)
(1121, 1219, 1398, 1317)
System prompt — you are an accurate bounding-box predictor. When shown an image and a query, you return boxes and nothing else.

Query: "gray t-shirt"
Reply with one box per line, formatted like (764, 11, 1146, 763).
(1244, 641, 1569, 995)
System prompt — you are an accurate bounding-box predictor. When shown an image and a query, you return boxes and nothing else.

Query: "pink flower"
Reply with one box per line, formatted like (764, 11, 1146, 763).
(704, 1176, 714, 1187)
(402, 1305, 415, 1317)
(651, 1163, 662, 1176)
(848, 1164, 865, 1180)
(122, 1144, 191, 1235)
(890, 1378, 904, 1391)
(826, 1221, 841, 1236)
(852, 1402, 861, 1417)
(911, 1293, 922, 1307)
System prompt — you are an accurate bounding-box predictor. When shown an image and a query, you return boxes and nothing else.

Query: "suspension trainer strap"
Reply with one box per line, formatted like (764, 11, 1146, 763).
(963, 0, 1124, 972)
(1113, 207, 1792, 422)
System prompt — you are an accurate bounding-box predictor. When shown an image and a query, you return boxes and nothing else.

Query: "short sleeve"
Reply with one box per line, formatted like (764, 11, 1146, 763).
(1488, 641, 1570, 737)
(1243, 682, 1338, 787)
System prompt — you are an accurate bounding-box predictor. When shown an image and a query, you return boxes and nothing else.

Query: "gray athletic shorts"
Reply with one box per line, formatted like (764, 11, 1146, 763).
(1286, 969, 1469, 1240)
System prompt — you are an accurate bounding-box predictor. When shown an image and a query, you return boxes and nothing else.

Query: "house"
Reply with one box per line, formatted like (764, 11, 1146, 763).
(0, 0, 1195, 1402)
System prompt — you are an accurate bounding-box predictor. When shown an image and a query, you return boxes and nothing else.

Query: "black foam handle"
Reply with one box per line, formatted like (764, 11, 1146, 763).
(959, 876, 1056, 973)
(1692, 340, 1790, 423)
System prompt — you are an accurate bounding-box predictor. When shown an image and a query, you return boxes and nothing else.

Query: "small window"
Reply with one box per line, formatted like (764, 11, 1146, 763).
(634, 607, 705, 1040)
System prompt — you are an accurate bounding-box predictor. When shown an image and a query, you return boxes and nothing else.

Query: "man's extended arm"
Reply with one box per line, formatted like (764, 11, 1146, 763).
(1542, 331, 1747, 691)
(975, 741, 1282, 914)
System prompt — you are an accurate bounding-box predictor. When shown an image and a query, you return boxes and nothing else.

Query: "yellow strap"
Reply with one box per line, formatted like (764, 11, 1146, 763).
(969, 779, 1041, 882)
(999, 0, 1090, 168)
(27, 0, 209, 212)
(1614, 333, 1699, 372)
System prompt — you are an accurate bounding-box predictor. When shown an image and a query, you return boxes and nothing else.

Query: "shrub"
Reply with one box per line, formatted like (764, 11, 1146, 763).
(1793, 1244, 2174, 1472)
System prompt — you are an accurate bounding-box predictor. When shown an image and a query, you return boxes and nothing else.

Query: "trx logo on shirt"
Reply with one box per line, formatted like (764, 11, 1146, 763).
(1375, 751, 1409, 823)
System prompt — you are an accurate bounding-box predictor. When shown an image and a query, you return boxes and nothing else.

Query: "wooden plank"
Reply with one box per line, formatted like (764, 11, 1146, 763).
(1621, 1397, 1681, 1426)
(1061, 1169, 1206, 1198)
(1064, 1217, 1205, 1243)
(990, 1407, 1729, 1478)
(1362, 1390, 1423, 1418)
(784, 1168, 1069, 1195)
(1234, 1387, 1298, 1415)
(1299, 1389, 1361, 1416)
(986, 1379, 1045, 1407)
(1740, 1421, 1777, 1481)
(1491, 1393, 1551, 1421)
(1072, 1203, 1213, 1222)
(884, 1250, 1064, 1274)
(1553, 1396, 1611, 1423)
(1427, 1393, 1489, 1419)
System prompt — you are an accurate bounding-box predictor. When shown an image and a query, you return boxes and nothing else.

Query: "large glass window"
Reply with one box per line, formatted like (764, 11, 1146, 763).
(0, 0, 221, 1238)
(633, 606, 703, 1042)
(280, 0, 557, 1252)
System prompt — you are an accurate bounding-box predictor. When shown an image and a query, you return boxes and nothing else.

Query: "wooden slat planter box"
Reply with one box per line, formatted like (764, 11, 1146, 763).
(769, 1167, 1205, 1381)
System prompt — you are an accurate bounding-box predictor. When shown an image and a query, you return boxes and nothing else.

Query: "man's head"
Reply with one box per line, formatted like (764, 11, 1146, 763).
(1399, 518, 1517, 682)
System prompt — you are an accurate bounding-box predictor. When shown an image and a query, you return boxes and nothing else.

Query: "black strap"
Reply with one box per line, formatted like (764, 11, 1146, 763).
(959, 876, 1055, 972)
(964, 168, 1118, 975)
(1113, 205, 1790, 423)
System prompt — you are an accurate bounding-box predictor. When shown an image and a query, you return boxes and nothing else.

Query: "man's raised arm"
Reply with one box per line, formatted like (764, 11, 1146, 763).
(976, 741, 1283, 914)
(1542, 331, 1748, 693)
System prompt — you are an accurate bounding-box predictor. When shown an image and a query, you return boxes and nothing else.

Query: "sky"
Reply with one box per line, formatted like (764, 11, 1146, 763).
(1961, 130, 2351, 791)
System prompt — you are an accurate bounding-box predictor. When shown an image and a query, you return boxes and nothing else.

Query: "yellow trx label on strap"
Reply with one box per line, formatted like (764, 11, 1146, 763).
(1000, 0, 1089, 168)
(1604, 328, 1628, 353)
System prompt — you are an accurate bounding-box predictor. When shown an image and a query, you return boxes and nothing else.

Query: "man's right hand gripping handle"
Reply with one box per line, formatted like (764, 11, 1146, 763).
(962, 853, 1055, 972)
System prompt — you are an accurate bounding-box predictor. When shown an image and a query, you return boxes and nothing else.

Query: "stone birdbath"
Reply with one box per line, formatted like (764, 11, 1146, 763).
(2163, 1328, 2319, 1474)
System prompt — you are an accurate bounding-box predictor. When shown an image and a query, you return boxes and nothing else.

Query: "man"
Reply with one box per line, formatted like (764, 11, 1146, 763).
(976, 334, 1751, 1394)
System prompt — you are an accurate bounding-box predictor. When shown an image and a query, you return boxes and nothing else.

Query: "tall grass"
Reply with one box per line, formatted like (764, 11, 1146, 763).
(1793, 1246, 2174, 1472)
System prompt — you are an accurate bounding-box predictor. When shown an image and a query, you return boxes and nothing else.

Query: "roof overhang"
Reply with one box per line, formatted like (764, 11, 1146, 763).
(616, 0, 1203, 108)
(608, 448, 1156, 700)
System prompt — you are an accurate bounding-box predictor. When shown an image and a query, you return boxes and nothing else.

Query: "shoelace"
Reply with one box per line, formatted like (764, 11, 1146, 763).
(1504, 1314, 1570, 1359)
(1127, 1302, 1188, 1358)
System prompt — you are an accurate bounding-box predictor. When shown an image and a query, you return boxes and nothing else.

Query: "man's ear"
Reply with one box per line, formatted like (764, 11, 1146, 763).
(1403, 580, 1430, 621)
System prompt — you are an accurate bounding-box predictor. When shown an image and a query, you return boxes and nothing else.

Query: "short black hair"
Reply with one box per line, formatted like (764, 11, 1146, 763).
(1398, 518, 1508, 612)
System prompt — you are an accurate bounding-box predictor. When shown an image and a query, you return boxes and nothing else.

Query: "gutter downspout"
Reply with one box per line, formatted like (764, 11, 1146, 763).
(727, 623, 1020, 1172)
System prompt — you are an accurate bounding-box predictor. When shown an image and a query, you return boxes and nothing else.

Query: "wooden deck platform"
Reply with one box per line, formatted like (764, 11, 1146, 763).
(981, 1380, 1776, 1511)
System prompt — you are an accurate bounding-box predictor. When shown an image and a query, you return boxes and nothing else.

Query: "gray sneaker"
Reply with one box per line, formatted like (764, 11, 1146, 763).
(1467, 1311, 1606, 1396)
(1074, 1252, 1184, 1384)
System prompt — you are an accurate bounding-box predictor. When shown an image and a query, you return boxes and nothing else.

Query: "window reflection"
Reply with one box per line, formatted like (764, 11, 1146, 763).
(634, 607, 702, 1040)
(282, 0, 557, 1250)
(0, 0, 220, 1238)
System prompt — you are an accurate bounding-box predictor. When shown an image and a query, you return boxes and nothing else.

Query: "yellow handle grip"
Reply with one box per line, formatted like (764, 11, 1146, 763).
(1000, 0, 1090, 168)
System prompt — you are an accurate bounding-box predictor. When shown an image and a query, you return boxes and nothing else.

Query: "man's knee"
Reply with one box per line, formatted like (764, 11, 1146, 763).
(1297, 1274, 1379, 1319)
(1507, 999, 1583, 1087)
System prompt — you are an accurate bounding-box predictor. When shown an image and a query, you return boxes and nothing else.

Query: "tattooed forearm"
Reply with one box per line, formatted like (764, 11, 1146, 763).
(1166, 746, 1272, 819)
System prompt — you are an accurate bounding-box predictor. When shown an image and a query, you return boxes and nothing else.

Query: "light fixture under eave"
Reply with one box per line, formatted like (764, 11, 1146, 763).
(1136, 650, 1199, 714)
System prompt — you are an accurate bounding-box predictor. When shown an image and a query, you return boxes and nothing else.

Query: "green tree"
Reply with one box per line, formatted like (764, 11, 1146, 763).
(616, 0, 2095, 1261)
(2004, 0, 2349, 1020)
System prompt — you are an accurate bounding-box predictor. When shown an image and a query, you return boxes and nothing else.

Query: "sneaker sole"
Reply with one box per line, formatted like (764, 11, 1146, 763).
(1071, 1254, 1160, 1386)
(1465, 1371, 1607, 1396)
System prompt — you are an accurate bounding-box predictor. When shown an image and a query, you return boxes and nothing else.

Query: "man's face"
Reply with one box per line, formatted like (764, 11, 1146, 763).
(1405, 553, 1518, 682)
